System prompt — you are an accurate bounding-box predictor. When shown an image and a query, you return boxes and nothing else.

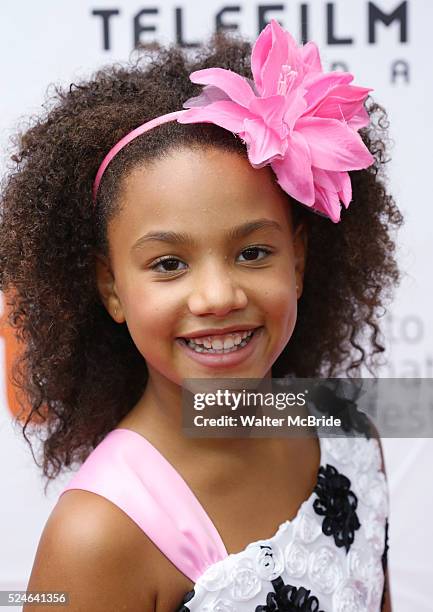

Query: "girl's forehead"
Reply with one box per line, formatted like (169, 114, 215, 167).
(115, 146, 293, 237)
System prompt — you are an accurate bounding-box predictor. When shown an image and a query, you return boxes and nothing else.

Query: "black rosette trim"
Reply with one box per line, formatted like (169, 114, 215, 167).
(310, 383, 372, 438)
(176, 588, 195, 611)
(256, 576, 324, 612)
(313, 463, 361, 552)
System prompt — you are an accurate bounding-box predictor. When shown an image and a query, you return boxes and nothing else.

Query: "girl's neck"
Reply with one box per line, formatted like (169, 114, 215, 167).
(117, 367, 284, 460)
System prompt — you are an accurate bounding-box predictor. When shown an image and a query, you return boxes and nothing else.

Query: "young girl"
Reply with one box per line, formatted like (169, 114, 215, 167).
(0, 20, 400, 612)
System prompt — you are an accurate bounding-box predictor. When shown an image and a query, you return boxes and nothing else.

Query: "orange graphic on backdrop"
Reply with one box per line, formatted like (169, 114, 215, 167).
(0, 295, 28, 420)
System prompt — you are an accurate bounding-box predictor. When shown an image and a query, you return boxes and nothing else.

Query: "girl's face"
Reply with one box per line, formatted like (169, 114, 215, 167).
(97, 146, 307, 386)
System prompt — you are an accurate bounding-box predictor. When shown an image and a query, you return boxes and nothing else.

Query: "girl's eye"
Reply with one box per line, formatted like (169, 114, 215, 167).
(150, 257, 187, 273)
(150, 247, 271, 275)
(238, 246, 272, 262)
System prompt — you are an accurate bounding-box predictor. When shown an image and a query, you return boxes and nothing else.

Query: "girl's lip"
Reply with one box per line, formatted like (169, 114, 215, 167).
(175, 326, 264, 369)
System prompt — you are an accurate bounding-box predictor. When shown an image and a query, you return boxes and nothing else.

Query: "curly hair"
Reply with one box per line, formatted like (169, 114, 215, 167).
(0, 33, 403, 481)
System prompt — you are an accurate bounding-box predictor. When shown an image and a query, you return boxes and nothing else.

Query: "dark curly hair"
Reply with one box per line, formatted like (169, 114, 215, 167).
(0, 33, 402, 481)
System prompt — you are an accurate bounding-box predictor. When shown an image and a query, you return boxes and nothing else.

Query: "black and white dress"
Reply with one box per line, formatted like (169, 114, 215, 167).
(177, 434, 389, 612)
(61, 427, 389, 612)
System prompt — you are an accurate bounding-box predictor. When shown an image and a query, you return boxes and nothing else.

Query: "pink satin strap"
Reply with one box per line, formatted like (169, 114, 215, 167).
(60, 428, 228, 582)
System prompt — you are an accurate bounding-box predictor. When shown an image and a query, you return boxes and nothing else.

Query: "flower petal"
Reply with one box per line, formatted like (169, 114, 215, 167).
(251, 22, 273, 94)
(271, 131, 315, 205)
(183, 85, 231, 108)
(347, 106, 370, 130)
(313, 167, 343, 191)
(259, 20, 294, 97)
(296, 117, 374, 171)
(314, 186, 342, 223)
(283, 86, 308, 132)
(242, 118, 286, 166)
(338, 172, 352, 208)
(312, 85, 372, 122)
(303, 72, 354, 113)
(300, 41, 322, 73)
(248, 95, 286, 135)
(313, 168, 352, 207)
(189, 68, 255, 107)
(178, 100, 254, 133)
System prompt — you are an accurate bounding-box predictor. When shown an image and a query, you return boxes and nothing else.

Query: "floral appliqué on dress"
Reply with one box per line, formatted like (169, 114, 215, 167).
(256, 576, 324, 612)
(313, 463, 361, 553)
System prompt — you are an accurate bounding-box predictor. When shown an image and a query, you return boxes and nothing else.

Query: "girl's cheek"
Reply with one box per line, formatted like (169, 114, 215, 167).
(262, 274, 296, 307)
(127, 286, 182, 327)
(263, 281, 298, 335)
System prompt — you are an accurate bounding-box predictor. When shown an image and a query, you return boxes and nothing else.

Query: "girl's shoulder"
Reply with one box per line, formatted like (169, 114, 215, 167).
(37, 427, 209, 611)
(59, 428, 227, 581)
(26, 428, 193, 611)
(26, 486, 158, 611)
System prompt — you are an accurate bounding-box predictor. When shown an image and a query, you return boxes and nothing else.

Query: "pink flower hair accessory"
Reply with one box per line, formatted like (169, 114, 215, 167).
(93, 19, 375, 222)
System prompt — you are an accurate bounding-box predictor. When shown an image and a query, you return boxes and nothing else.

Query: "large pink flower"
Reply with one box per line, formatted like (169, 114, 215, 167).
(177, 19, 374, 222)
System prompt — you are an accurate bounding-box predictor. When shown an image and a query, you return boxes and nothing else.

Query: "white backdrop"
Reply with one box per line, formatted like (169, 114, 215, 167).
(0, 1, 432, 609)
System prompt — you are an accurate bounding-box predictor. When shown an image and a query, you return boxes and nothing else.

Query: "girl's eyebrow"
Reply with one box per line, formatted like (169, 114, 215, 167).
(131, 218, 283, 251)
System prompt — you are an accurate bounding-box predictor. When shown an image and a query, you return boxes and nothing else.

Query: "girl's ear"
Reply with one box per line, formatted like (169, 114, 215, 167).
(293, 222, 308, 299)
(95, 254, 125, 323)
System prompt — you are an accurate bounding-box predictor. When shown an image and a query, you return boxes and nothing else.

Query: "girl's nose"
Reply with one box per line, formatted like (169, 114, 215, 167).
(187, 268, 248, 317)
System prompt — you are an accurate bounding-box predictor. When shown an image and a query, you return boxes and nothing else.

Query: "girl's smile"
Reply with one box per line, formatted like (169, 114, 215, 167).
(97, 145, 307, 385)
(175, 325, 264, 368)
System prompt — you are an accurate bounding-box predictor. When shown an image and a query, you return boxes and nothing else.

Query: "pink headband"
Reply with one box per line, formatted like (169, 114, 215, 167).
(92, 19, 374, 223)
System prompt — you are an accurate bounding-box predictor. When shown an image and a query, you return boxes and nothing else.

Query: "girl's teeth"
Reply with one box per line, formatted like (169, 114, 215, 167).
(184, 329, 256, 354)
(187, 330, 253, 348)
